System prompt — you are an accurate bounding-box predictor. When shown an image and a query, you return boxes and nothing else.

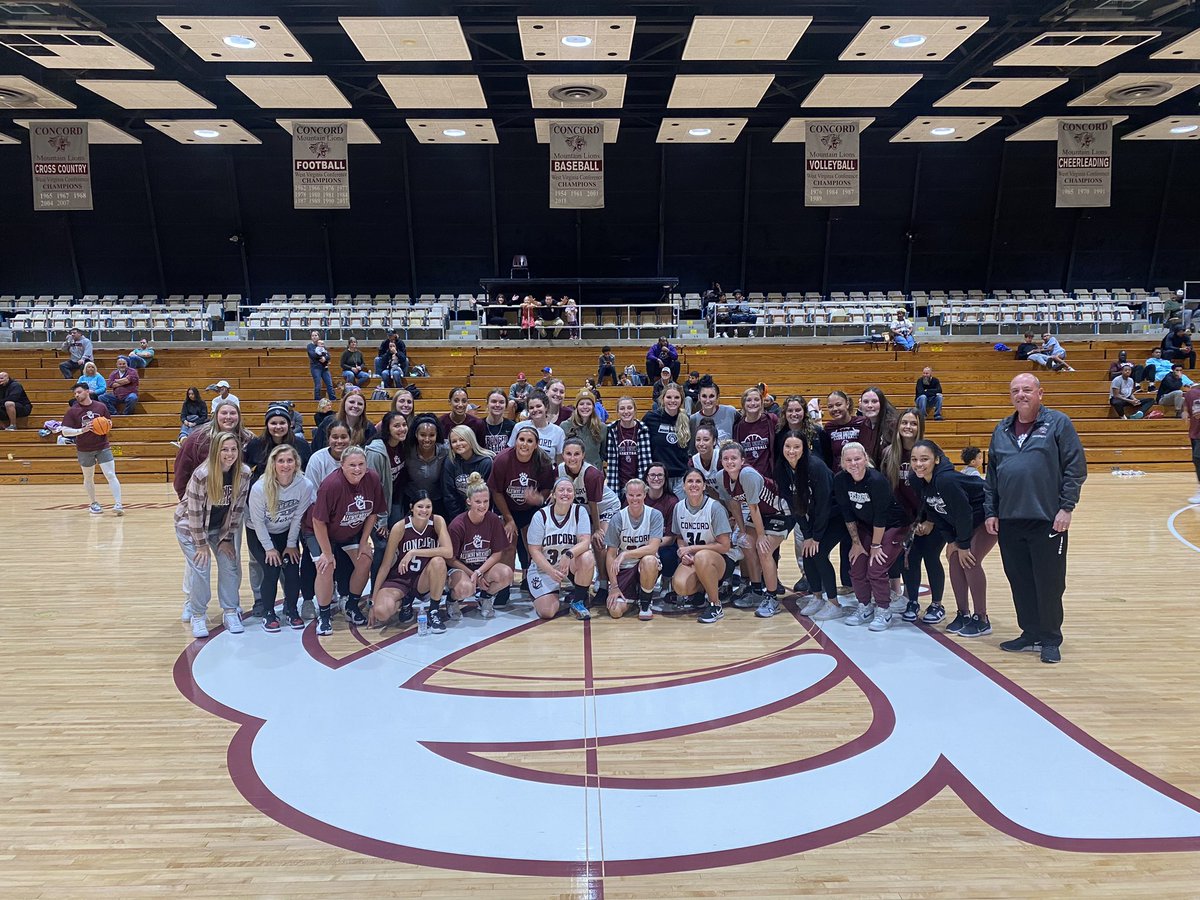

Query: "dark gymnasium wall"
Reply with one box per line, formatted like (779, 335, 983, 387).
(1, 126, 1197, 298)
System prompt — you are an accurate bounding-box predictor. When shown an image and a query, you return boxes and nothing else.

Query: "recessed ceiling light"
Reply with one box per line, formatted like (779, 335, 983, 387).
(561, 35, 592, 48)
(892, 34, 927, 49)
(688, 127, 712, 136)
(1170, 124, 1198, 134)
(930, 126, 956, 136)
(193, 128, 220, 138)
(442, 128, 467, 137)
(222, 35, 257, 50)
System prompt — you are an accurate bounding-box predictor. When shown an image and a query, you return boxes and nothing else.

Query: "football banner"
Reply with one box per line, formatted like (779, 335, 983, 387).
(805, 120, 859, 207)
(293, 121, 349, 209)
(1056, 118, 1112, 208)
(549, 121, 604, 209)
(31, 120, 92, 211)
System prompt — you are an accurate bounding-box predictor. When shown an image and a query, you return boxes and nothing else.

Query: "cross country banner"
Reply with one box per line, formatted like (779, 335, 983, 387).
(1056, 118, 1112, 209)
(549, 121, 604, 209)
(805, 120, 859, 207)
(293, 121, 349, 209)
(31, 120, 92, 211)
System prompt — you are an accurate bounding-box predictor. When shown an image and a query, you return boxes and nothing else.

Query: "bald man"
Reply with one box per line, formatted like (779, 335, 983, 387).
(984, 373, 1087, 664)
(0, 371, 32, 430)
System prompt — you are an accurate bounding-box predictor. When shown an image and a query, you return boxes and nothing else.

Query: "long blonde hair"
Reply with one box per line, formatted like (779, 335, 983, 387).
(449, 424, 495, 459)
(262, 444, 302, 518)
(660, 384, 691, 447)
(205, 432, 244, 506)
(568, 389, 605, 443)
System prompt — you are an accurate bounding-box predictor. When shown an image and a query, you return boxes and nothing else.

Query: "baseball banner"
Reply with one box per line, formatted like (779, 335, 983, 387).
(31, 120, 92, 211)
(549, 121, 604, 209)
(1056, 118, 1112, 208)
(293, 121, 349, 209)
(805, 120, 859, 207)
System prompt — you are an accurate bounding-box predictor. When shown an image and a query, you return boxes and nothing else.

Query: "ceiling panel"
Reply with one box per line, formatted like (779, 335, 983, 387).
(76, 80, 214, 110)
(0, 131, 17, 145)
(528, 75, 627, 109)
(773, 117, 875, 142)
(227, 76, 351, 109)
(406, 119, 498, 144)
(0, 75, 75, 109)
(1122, 115, 1200, 139)
(995, 31, 1160, 67)
(157, 17, 310, 63)
(338, 17, 470, 62)
(934, 77, 1066, 108)
(534, 119, 621, 143)
(14, 118, 140, 144)
(1067, 73, 1200, 106)
(803, 74, 922, 107)
(657, 118, 748, 143)
(1151, 26, 1200, 59)
(840, 17, 987, 62)
(146, 119, 260, 145)
(667, 75, 774, 109)
(377, 75, 486, 110)
(1006, 115, 1128, 141)
(276, 119, 380, 144)
(891, 116, 1000, 143)
(517, 17, 636, 61)
(682, 16, 812, 60)
(0, 30, 152, 70)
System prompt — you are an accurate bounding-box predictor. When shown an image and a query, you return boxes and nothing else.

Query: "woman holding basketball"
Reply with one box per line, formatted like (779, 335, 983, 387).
(370, 490, 453, 631)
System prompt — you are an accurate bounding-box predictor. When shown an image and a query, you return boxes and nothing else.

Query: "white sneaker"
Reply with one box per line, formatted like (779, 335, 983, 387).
(868, 609, 894, 632)
(181, 601, 190, 623)
(812, 600, 848, 621)
(844, 602, 876, 626)
(888, 591, 907, 614)
(113, 504, 124, 517)
(88, 502, 103, 515)
(478, 593, 496, 619)
(1190, 491, 1200, 505)
(447, 600, 463, 621)
(799, 594, 825, 617)
(223, 612, 245, 634)
(191, 615, 209, 639)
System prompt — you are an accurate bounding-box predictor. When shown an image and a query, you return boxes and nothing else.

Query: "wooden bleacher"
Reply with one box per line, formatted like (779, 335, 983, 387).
(0, 341, 1189, 484)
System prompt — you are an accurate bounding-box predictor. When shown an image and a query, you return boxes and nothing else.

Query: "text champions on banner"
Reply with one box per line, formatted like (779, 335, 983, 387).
(549, 121, 604, 209)
(1056, 118, 1112, 209)
(31, 120, 92, 211)
(805, 120, 859, 208)
(293, 121, 349, 209)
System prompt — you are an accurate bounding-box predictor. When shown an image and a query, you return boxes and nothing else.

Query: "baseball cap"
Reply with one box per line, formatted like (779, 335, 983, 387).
(517, 371, 526, 380)
(216, 380, 231, 388)
(1121, 362, 1132, 369)
(542, 366, 552, 374)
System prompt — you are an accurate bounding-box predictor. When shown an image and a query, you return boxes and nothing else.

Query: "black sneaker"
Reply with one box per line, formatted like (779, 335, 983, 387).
(999, 635, 1042, 653)
(958, 614, 992, 638)
(920, 603, 946, 625)
(902, 599, 920, 622)
(592, 586, 609, 609)
(493, 586, 511, 607)
(282, 603, 304, 630)
(717, 581, 735, 607)
(344, 602, 367, 627)
(262, 611, 281, 633)
(792, 577, 810, 594)
(1040, 644, 1061, 664)
(316, 609, 333, 636)
(697, 603, 724, 624)
(638, 598, 653, 621)
(427, 607, 447, 634)
(398, 600, 415, 625)
(728, 575, 750, 601)
(945, 612, 969, 634)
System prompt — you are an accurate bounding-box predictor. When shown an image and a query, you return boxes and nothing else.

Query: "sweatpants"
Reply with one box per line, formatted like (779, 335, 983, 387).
(849, 523, 907, 607)
(947, 526, 999, 616)
(903, 531, 946, 608)
(997, 518, 1067, 647)
(178, 526, 243, 619)
(247, 529, 302, 610)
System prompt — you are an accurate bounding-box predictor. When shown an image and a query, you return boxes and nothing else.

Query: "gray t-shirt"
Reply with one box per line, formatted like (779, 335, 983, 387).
(510, 420, 566, 460)
(689, 404, 738, 444)
(1110, 375, 1135, 400)
(604, 506, 664, 568)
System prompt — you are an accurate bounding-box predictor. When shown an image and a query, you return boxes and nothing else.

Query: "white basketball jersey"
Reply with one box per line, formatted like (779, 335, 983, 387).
(613, 507, 656, 569)
(530, 505, 585, 575)
(673, 496, 719, 548)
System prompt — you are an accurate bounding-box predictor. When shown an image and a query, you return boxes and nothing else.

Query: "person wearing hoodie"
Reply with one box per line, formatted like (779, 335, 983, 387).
(366, 411, 410, 589)
(641, 383, 691, 496)
(441, 425, 495, 520)
(907, 439, 996, 639)
(246, 444, 316, 631)
(780, 431, 848, 623)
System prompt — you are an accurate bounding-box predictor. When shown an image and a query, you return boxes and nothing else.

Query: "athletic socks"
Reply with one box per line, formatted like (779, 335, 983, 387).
(494, 586, 511, 607)
(570, 583, 589, 606)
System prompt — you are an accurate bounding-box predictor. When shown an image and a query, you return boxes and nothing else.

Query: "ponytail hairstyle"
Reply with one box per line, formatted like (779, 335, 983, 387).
(839, 440, 875, 470)
(914, 438, 947, 465)
(692, 422, 719, 461)
(774, 429, 811, 521)
(406, 413, 443, 453)
(262, 444, 302, 519)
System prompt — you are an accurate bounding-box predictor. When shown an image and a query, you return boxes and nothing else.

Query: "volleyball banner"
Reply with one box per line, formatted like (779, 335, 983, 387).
(1056, 118, 1112, 208)
(293, 121, 349, 209)
(549, 121, 604, 209)
(805, 120, 859, 207)
(31, 120, 92, 211)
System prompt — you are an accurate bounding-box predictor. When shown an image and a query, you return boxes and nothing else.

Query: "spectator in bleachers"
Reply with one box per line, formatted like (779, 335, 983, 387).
(508, 371, 531, 418)
(480, 295, 510, 336)
(1156, 363, 1193, 417)
(314, 398, 334, 432)
(210, 380, 239, 412)
(597, 347, 617, 386)
(618, 372, 635, 388)
(205, 298, 224, 334)
(890, 310, 916, 351)
(645, 336, 680, 383)
(1107, 350, 1145, 385)
(58, 328, 94, 380)
(339, 337, 371, 393)
(915, 366, 944, 421)
(538, 295, 564, 340)
(1143, 347, 1173, 386)
(683, 371, 702, 415)
(1028, 332, 1075, 372)
(440, 387, 487, 446)
(1110, 363, 1152, 419)
(1162, 325, 1196, 370)
(174, 387, 208, 447)
(0, 371, 32, 431)
(126, 337, 155, 370)
(99, 356, 140, 416)
(1014, 332, 1038, 361)
(961, 446, 985, 479)
(651, 367, 674, 411)
(76, 361, 105, 399)
(305, 331, 335, 402)
(520, 295, 538, 339)
(562, 295, 579, 339)
(312, 389, 377, 452)
(375, 332, 407, 385)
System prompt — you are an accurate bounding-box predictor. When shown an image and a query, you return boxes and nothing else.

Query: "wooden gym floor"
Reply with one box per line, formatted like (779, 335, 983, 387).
(4, 475, 1200, 899)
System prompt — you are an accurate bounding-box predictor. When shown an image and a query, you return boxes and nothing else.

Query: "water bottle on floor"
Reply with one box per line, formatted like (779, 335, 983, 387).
(417, 601, 429, 636)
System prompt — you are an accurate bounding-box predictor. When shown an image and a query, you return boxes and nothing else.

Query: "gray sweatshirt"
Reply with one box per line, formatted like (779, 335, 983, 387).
(985, 406, 1087, 522)
(689, 404, 738, 445)
(304, 448, 341, 493)
(248, 476, 316, 547)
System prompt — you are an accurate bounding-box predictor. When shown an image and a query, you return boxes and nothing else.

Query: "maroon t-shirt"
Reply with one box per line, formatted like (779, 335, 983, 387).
(450, 510, 512, 570)
(1187, 386, 1200, 440)
(614, 423, 641, 483)
(304, 469, 385, 544)
(62, 401, 111, 453)
(555, 405, 573, 425)
(644, 490, 678, 537)
(827, 416, 875, 467)
(487, 448, 556, 513)
(439, 412, 487, 447)
(733, 413, 777, 477)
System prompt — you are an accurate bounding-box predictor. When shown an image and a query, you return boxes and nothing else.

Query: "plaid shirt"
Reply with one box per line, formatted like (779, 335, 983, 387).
(173, 461, 251, 547)
(603, 420, 652, 494)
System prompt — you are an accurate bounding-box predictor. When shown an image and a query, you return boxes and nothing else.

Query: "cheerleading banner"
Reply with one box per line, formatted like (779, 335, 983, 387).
(549, 120, 604, 209)
(1056, 118, 1112, 209)
(805, 120, 859, 207)
(31, 120, 92, 211)
(293, 121, 349, 209)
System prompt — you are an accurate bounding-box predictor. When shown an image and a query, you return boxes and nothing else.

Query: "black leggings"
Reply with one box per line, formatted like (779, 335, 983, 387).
(247, 529, 302, 609)
(903, 532, 946, 607)
(801, 524, 846, 601)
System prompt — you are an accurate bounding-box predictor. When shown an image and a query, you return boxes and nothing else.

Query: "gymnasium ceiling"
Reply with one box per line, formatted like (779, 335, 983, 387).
(4, 0, 1200, 148)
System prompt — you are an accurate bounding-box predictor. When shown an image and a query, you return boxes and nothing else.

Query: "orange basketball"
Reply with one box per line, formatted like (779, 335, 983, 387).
(89, 416, 112, 436)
